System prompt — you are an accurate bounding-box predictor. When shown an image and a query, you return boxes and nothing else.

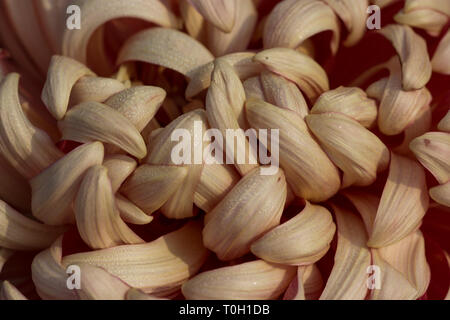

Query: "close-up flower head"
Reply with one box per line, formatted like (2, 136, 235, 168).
(0, 0, 448, 307)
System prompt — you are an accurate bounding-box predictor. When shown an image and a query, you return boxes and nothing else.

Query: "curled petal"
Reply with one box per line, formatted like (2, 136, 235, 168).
(369, 153, 429, 247)
(403, 0, 450, 15)
(76, 263, 130, 300)
(260, 71, 309, 118)
(264, 0, 340, 54)
(254, 48, 329, 101)
(105, 86, 166, 132)
(206, 0, 257, 56)
(368, 60, 432, 135)
(189, 0, 236, 33)
(0, 199, 65, 250)
(305, 112, 389, 188)
(243, 76, 265, 100)
(206, 60, 259, 175)
(246, 99, 340, 202)
(432, 30, 450, 75)
(320, 204, 371, 300)
(203, 167, 286, 260)
(180, 0, 206, 41)
(62, 0, 181, 63)
(30, 142, 104, 225)
(311, 86, 378, 128)
(58, 101, 147, 159)
(369, 250, 419, 300)
(286, 264, 324, 300)
(410, 132, 450, 184)
(103, 155, 137, 193)
(377, 231, 431, 298)
(182, 260, 296, 300)
(116, 194, 153, 225)
(0, 73, 63, 179)
(41, 56, 95, 120)
(186, 52, 263, 99)
(394, 8, 448, 37)
(146, 110, 208, 219)
(118, 28, 214, 77)
(194, 163, 240, 212)
(323, 0, 367, 46)
(74, 165, 144, 249)
(121, 165, 188, 215)
(378, 25, 432, 90)
(70, 76, 126, 106)
(251, 202, 335, 265)
(62, 222, 209, 296)
(429, 182, 450, 207)
(31, 237, 78, 300)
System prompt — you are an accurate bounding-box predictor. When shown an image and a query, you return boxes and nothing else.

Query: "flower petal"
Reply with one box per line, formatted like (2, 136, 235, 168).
(0, 73, 63, 179)
(189, 0, 236, 33)
(0, 199, 65, 250)
(203, 167, 286, 260)
(118, 28, 214, 77)
(263, 0, 340, 54)
(74, 165, 144, 249)
(30, 142, 104, 225)
(58, 101, 147, 159)
(121, 165, 188, 215)
(254, 48, 329, 101)
(369, 153, 429, 247)
(182, 260, 296, 300)
(62, 221, 208, 296)
(320, 204, 371, 300)
(62, 0, 181, 63)
(41, 56, 95, 120)
(251, 201, 335, 265)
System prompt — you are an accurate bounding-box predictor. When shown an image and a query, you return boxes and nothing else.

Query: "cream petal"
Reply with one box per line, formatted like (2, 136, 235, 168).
(254, 48, 329, 101)
(377, 230, 430, 298)
(263, 0, 340, 54)
(62, 0, 181, 63)
(410, 132, 450, 184)
(206, 0, 257, 56)
(251, 202, 335, 265)
(118, 28, 214, 77)
(368, 153, 429, 247)
(103, 155, 137, 193)
(58, 101, 147, 159)
(379, 24, 432, 90)
(121, 165, 189, 215)
(320, 204, 371, 300)
(305, 112, 389, 188)
(74, 165, 144, 249)
(105, 86, 166, 132)
(0, 199, 65, 250)
(246, 98, 340, 201)
(0, 73, 63, 179)
(62, 222, 208, 296)
(70, 76, 126, 106)
(41, 56, 95, 120)
(30, 142, 104, 225)
(182, 260, 296, 300)
(203, 167, 286, 260)
(189, 0, 236, 33)
(31, 237, 79, 300)
(311, 86, 377, 128)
